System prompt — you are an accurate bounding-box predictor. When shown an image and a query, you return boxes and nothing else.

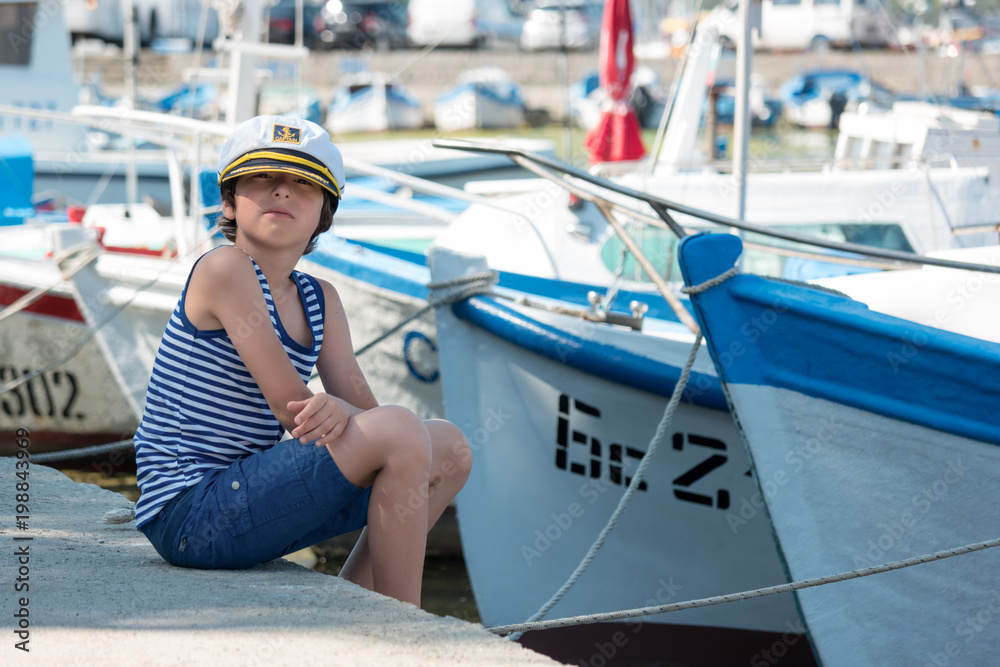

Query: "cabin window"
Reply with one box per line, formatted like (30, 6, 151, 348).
(814, 0, 840, 6)
(600, 227, 679, 284)
(0, 2, 36, 66)
(771, 0, 803, 6)
(600, 223, 914, 284)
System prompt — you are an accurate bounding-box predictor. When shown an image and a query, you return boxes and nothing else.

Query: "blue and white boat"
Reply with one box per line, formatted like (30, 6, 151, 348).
(428, 244, 817, 666)
(677, 231, 1000, 666)
(711, 77, 783, 128)
(326, 72, 424, 135)
(433, 67, 525, 133)
(777, 68, 895, 129)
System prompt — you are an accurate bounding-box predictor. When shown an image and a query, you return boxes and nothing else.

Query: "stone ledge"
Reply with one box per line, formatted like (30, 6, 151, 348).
(0, 459, 560, 665)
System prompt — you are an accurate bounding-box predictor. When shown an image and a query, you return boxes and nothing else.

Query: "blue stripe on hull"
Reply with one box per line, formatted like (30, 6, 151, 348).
(450, 296, 728, 411)
(678, 232, 1000, 446)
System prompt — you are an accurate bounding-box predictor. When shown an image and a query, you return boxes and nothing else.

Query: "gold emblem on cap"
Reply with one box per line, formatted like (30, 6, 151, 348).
(272, 124, 302, 144)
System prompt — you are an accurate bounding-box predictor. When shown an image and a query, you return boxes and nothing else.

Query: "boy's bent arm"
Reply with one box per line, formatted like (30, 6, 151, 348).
(189, 247, 311, 430)
(314, 279, 379, 412)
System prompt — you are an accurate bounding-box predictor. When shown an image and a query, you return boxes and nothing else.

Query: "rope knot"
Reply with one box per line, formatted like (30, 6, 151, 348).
(680, 265, 740, 296)
(426, 271, 498, 308)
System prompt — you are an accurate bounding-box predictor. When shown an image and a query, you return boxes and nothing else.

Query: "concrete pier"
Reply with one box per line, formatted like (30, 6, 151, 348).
(0, 459, 561, 665)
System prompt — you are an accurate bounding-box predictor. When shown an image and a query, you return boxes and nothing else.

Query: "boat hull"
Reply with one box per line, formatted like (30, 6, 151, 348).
(434, 86, 524, 132)
(724, 383, 1000, 666)
(0, 307, 140, 455)
(327, 84, 423, 134)
(678, 231, 1000, 666)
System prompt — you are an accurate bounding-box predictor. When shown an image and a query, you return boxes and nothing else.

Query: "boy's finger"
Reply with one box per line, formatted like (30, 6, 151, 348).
(297, 415, 333, 443)
(292, 396, 322, 425)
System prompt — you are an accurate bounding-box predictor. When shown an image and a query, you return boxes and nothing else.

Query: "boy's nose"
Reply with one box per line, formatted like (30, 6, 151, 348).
(272, 176, 292, 196)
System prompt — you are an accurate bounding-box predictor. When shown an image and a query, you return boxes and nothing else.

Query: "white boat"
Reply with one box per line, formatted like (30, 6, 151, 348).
(777, 68, 896, 129)
(433, 67, 525, 132)
(677, 231, 1000, 666)
(326, 72, 424, 135)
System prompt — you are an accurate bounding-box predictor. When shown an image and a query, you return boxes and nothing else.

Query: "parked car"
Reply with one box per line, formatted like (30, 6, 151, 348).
(476, 0, 528, 49)
(519, 0, 601, 51)
(65, 0, 220, 47)
(313, 0, 410, 49)
(266, 0, 326, 46)
(407, 0, 477, 47)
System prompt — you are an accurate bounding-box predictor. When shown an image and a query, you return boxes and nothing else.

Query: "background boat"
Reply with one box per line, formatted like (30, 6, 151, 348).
(326, 72, 424, 134)
(434, 67, 525, 133)
(777, 68, 895, 129)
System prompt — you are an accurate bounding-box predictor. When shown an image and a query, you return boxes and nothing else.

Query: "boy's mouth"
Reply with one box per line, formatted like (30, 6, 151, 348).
(264, 207, 292, 217)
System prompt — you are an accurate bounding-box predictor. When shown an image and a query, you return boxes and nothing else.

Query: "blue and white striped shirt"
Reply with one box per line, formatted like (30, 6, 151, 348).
(133, 248, 325, 528)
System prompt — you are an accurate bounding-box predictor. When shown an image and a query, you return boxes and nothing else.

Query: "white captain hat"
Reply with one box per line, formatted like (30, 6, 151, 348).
(217, 115, 344, 199)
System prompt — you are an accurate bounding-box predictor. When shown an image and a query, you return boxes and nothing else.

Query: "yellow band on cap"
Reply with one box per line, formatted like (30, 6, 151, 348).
(220, 150, 342, 198)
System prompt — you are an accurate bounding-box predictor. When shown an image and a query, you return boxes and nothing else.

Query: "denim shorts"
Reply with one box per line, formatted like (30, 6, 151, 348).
(140, 439, 371, 569)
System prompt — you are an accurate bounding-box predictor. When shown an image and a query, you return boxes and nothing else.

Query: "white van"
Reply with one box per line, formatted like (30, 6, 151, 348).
(719, 0, 892, 51)
(407, 0, 478, 47)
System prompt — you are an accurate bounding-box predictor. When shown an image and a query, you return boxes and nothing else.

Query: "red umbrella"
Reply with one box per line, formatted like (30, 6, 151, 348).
(584, 0, 645, 163)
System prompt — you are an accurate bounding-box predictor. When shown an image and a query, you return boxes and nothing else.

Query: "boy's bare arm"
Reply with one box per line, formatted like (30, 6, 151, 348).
(187, 246, 312, 431)
(314, 279, 379, 412)
(282, 280, 378, 446)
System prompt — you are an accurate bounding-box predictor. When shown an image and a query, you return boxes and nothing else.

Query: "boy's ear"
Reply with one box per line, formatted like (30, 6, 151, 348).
(221, 199, 235, 220)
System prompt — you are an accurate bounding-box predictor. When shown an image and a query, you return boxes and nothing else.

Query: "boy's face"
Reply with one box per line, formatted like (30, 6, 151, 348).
(222, 171, 325, 251)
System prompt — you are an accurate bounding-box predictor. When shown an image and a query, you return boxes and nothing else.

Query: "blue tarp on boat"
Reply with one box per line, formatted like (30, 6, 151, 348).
(0, 134, 35, 226)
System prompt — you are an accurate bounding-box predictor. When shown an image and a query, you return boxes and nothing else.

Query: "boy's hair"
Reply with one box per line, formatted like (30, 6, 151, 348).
(217, 179, 339, 255)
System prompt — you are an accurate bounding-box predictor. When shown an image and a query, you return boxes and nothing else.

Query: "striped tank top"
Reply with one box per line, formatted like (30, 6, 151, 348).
(133, 247, 325, 528)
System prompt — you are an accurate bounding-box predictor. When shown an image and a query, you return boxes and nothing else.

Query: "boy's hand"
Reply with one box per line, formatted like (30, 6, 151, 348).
(288, 393, 351, 446)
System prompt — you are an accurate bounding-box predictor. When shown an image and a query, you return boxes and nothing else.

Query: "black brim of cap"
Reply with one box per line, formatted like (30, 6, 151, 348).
(220, 159, 339, 197)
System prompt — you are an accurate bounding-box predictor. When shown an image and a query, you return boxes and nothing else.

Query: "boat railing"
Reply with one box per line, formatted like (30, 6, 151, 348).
(433, 137, 1000, 334)
(589, 152, 966, 179)
(432, 138, 1000, 277)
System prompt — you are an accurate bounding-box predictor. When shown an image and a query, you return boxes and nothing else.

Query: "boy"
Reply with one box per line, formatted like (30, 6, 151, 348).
(133, 115, 471, 606)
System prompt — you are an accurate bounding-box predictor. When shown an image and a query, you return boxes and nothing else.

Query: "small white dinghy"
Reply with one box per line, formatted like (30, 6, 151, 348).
(433, 67, 525, 132)
(326, 72, 424, 135)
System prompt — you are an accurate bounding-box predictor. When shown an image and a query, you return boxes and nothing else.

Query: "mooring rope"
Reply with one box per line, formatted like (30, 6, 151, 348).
(490, 536, 1000, 636)
(349, 270, 497, 359)
(508, 264, 737, 641)
(496, 262, 997, 638)
(30, 439, 135, 464)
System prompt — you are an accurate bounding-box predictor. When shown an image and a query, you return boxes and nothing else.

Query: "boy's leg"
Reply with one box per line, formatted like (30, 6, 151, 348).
(339, 418, 471, 593)
(322, 405, 435, 606)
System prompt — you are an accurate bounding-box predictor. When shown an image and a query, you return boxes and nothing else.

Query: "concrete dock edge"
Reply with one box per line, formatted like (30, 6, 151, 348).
(0, 459, 562, 665)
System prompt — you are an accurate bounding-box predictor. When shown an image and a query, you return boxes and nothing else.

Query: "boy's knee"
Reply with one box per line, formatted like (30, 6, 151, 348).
(380, 406, 431, 465)
(448, 430, 473, 479)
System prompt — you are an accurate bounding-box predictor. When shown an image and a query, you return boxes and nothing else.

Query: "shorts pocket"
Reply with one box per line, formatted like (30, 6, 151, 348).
(215, 460, 253, 536)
